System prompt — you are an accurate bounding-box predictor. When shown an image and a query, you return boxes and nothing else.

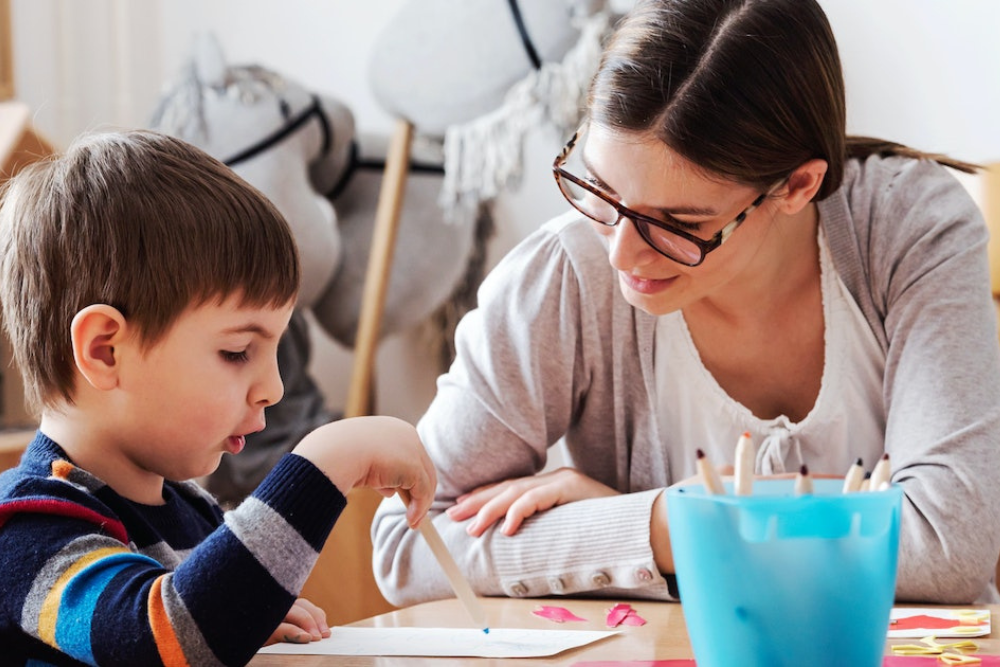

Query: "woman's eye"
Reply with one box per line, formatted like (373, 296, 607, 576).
(669, 219, 703, 232)
(221, 350, 249, 363)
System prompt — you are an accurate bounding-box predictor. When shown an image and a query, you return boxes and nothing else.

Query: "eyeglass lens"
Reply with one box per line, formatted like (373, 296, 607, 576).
(555, 173, 704, 265)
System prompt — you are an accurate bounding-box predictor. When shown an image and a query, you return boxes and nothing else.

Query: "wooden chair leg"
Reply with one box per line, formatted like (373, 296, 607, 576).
(299, 119, 413, 624)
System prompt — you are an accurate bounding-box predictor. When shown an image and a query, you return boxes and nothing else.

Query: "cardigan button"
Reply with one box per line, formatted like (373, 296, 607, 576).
(590, 571, 611, 587)
(509, 581, 529, 596)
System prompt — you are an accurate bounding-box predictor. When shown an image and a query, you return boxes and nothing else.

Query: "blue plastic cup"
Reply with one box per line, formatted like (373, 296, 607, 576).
(667, 478, 902, 667)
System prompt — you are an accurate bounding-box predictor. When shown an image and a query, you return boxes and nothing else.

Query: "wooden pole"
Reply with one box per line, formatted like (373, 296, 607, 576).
(344, 118, 413, 418)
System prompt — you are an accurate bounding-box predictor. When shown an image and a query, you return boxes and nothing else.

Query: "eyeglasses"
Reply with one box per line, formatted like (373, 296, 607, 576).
(552, 130, 772, 267)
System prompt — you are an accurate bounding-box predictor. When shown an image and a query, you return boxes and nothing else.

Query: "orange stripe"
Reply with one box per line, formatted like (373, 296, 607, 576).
(148, 576, 190, 667)
(51, 460, 74, 480)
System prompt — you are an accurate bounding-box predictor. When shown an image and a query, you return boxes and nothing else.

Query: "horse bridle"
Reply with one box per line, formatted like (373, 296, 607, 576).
(220, 0, 539, 195)
(223, 93, 332, 168)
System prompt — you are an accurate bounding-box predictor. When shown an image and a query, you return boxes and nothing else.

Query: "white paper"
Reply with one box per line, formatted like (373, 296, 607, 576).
(257, 626, 619, 658)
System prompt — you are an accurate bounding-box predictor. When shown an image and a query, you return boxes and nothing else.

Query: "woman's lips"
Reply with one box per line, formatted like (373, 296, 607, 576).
(620, 272, 676, 294)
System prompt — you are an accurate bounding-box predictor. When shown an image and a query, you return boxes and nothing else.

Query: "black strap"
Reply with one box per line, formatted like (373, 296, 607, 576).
(507, 0, 542, 70)
(224, 94, 331, 167)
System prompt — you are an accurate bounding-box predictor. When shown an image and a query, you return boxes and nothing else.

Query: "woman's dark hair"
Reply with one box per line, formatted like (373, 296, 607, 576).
(588, 0, 977, 200)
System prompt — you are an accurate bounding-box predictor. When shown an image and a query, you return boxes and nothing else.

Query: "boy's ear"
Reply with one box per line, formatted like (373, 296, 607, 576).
(775, 158, 828, 215)
(70, 305, 128, 391)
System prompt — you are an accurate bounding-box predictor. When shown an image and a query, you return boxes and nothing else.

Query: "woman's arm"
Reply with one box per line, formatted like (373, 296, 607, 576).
(372, 215, 674, 606)
(861, 158, 1000, 602)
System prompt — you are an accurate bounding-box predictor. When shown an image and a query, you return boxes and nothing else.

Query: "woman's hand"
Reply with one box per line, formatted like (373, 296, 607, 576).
(263, 597, 330, 646)
(446, 467, 619, 537)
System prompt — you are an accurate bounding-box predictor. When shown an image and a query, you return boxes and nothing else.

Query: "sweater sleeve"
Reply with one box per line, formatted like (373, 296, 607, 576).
(372, 214, 672, 607)
(857, 158, 1000, 603)
(0, 452, 345, 666)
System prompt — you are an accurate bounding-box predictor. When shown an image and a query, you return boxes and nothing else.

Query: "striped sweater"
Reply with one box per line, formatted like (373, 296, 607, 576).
(0, 432, 346, 666)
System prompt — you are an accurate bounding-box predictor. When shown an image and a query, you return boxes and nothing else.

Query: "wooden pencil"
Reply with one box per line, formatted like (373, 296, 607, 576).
(696, 448, 726, 495)
(734, 432, 755, 496)
(794, 464, 814, 495)
(842, 457, 865, 493)
(398, 490, 489, 632)
(869, 453, 891, 491)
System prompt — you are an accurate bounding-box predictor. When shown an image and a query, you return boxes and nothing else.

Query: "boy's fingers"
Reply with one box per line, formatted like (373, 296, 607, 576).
(295, 597, 329, 635)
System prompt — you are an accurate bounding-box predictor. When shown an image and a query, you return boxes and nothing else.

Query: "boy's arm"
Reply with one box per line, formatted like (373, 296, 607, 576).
(1, 453, 344, 666)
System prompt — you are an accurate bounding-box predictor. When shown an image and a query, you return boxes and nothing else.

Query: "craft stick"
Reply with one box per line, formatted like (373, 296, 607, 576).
(733, 431, 755, 496)
(869, 453, 891, 491)
(695, 449, 726, 495)
(794, 464, 814, 495)
(842, 457, 865, 493)
(398, 489, 489, 633)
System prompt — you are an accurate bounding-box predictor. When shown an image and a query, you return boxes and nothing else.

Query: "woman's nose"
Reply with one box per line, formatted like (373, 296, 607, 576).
(606, 216, 657, 272)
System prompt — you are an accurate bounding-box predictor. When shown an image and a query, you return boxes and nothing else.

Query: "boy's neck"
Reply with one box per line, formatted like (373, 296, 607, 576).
(40, 409, 167, 505)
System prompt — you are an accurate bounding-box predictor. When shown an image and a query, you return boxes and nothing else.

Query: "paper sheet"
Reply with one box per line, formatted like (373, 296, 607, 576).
(889, 607, 991, 638)
(257, 626, 619, 658)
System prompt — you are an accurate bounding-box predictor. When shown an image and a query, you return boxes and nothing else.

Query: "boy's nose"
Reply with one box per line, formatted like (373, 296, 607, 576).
(252, 359, 285, 407)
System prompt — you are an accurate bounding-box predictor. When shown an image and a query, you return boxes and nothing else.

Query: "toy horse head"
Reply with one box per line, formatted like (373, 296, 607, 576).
(151, 33, 355, 307)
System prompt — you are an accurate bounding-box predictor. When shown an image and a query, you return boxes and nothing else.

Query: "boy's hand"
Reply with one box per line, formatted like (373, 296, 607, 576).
(293, 416, 437, 528)
(263, 597, 329, 646)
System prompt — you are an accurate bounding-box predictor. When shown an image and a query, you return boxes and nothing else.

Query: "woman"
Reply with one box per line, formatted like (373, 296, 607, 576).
(373, 0, 1000, 605)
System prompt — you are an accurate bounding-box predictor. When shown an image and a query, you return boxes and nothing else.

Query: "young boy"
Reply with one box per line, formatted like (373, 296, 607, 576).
(0, 130, 437, 666)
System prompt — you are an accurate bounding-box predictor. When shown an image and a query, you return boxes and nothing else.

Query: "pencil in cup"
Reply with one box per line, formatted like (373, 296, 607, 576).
(842, 457, 865, 493)
(397, 489, 489, 633)
(695, 448, 726, 495)
(734, 432, 756, 496)
(868, 453, 891, 491)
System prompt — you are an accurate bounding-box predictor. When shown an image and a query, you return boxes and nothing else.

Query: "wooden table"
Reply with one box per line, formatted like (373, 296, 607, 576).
(249, 598, 1000, 666)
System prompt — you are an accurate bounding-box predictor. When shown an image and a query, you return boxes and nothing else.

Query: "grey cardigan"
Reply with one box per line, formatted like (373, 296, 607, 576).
(372, 155, 1000, 606)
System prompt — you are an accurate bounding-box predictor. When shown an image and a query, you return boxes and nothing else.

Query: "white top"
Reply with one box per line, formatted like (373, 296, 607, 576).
(655, 226, 887, 479)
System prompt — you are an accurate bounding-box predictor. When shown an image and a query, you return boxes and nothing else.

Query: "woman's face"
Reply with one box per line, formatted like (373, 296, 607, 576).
(580, 125, 780, 316)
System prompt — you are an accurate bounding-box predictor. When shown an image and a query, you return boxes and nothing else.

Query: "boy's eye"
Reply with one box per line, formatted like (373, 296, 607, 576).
(220, 350, 249, 363)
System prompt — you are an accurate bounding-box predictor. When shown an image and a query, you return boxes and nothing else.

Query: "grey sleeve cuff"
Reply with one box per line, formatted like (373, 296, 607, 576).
(491, 488, 676, 600)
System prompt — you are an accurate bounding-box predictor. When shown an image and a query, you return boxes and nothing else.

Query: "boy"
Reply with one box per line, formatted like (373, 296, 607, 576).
(0, 130, 437, 666)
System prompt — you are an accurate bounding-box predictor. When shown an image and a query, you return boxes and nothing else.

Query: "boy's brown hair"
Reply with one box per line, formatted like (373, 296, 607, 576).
(0, 129, 300, 412)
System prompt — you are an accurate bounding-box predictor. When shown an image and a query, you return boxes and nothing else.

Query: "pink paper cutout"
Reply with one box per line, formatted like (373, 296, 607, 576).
(605, 603, 648, 628)
(891, 613, 987, 631)
(621, 612, 647, 626)
(605, 603, 632, 628)
(532, 605, 587, 623)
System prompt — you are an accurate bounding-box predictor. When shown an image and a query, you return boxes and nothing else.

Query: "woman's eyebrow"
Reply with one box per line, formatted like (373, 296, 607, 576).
(580, 152, 616, 193)
(580, 151, 721, 217)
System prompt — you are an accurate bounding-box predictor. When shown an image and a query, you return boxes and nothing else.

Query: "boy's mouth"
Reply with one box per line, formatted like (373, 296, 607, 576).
(226, 435, 246, 454)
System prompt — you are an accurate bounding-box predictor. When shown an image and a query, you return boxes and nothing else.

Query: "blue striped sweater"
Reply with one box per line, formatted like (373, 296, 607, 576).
(0, 432, 346, 666)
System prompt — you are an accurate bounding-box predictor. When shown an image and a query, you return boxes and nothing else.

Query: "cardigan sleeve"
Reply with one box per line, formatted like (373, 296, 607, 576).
(848, 157, 1000, 603)
(372, 214, 672, 607)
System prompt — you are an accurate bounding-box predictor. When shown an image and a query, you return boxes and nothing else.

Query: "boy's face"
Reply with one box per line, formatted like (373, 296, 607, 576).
(112, 294, 295, 485)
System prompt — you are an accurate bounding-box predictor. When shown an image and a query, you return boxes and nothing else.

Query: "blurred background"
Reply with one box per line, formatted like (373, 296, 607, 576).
(5, 0, 1000, 425)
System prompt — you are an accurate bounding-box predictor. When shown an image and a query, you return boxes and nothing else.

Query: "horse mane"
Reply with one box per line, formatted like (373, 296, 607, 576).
(149, 60, 287, 145)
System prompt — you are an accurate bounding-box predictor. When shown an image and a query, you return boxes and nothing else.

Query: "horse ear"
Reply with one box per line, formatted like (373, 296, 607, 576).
(193, 31, 228, 89)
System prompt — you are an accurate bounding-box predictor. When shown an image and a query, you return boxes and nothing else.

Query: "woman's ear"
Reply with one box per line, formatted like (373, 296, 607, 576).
(776, 159, 828, 215)
(70, 305, 127, 391)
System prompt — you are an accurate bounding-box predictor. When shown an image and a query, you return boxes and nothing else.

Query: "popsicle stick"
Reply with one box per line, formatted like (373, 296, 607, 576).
(398, 489, 489, 632)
